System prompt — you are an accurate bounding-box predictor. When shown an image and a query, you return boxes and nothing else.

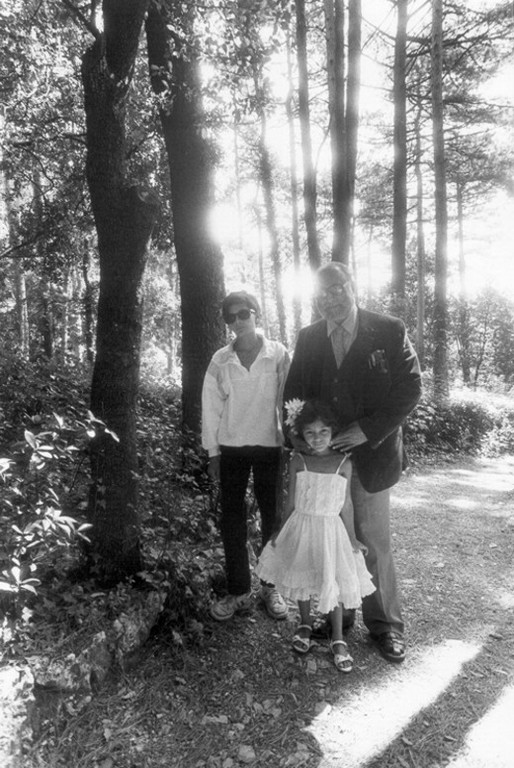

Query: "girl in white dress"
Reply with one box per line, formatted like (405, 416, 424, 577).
(256, 399, 375, 672)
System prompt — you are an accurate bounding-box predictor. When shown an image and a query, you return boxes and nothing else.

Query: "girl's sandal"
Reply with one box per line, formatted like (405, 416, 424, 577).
(292, 624, 313, 654)
(330, 640, 353, 673)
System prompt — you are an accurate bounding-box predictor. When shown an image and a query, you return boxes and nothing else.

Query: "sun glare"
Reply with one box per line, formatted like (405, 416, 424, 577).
(280, 263, 315, 302)
(445, 684, 514, 768)
(306, 638, 482, 767)
(209, 203, 241, 245)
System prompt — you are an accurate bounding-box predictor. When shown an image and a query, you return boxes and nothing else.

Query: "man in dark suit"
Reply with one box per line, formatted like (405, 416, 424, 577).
(283, 262, 421, 662)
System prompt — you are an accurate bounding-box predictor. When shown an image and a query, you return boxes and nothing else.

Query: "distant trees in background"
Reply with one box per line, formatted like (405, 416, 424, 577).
(1, 0, 514, 576)
(1, 0, 512, 387)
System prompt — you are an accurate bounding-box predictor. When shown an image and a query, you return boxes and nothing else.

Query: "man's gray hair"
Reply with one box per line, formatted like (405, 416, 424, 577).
(317, 262, 354, 285)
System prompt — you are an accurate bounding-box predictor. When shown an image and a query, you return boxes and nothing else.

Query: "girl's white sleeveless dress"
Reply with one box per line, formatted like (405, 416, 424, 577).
(256, 456, 375, 614)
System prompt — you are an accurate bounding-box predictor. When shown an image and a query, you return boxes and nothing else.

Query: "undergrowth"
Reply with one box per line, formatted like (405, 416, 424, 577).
(1, 358, 513, 662)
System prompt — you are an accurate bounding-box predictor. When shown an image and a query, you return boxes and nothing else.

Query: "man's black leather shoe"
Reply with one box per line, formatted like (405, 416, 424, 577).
(371, 631, 406, 663)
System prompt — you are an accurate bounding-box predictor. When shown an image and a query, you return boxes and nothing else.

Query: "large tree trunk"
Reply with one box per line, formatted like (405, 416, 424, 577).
(295, 0, 321, 269)
(61, 262, 71, 363)
(32, 165, 54, 359)
(1, 156, 30, 358)
(325, 0, 360, 265)
(325, 0, 345, 261)
(82, 243, 95, 366)
(232, 101, 244, 252)
(342, 0, 361, 264)
(146, 1, 225, 435)
(80, 0, 157, 582)
(286, 35, 302, 336)
(391, 0, 408, 309)
(414, 107, 426, 369)
(431, 0, 449, 399)
(13, 259, 30, 360)
(455, 177, 471, 383)
(257, 104, 287, 345)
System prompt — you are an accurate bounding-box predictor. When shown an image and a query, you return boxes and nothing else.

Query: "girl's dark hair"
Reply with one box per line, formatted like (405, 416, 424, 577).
(294, 399, 339, 435)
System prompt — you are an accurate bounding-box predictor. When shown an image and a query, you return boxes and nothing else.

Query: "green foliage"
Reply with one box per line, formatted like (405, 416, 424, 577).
(405, 386, 514, 458)
(135, 379, 223, 635)
(0, 414, 94, 616)
(0, 357, 107, 624)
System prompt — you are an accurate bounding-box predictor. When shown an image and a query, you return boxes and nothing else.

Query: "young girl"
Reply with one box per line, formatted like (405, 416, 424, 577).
(255, 399, 375, 673)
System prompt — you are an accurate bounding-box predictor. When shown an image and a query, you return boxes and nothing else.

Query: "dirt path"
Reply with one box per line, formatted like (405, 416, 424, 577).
(39, 455, 514, 768)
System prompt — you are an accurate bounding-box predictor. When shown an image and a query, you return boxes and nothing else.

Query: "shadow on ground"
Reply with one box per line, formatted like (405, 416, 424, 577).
(29, 455, 514, 768)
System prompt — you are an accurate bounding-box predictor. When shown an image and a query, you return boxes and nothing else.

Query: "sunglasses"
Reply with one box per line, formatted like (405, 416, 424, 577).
(225, 308, 255, 324)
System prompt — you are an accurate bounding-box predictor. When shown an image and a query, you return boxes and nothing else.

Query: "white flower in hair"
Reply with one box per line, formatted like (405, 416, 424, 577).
(284, 398, 305, 431)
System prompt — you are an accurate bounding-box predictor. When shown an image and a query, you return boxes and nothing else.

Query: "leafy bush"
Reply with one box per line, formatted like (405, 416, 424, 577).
(405, 386, 514, 458)
(0, 413, 98, 617)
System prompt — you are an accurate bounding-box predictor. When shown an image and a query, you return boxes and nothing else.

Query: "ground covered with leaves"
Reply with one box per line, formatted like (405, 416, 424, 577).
(27, 453, 514, 768)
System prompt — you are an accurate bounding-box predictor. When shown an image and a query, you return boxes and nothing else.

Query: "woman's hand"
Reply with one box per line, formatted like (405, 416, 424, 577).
(207, 455, 221, 482)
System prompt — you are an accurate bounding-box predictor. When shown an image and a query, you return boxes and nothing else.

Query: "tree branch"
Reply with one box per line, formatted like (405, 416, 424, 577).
(61, 0, 101, 40)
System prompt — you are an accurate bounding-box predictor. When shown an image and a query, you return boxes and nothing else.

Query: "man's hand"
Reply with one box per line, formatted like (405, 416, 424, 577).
(207, 454, 221, 482)
(351, 538, 368, 555)
(330, 422, 368, 452)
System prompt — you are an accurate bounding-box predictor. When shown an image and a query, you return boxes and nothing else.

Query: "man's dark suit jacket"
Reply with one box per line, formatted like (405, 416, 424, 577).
(284, 308, 422, 493)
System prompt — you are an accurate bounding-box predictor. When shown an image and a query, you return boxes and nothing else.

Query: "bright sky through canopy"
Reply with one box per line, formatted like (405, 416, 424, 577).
(209, 0, 514, 304)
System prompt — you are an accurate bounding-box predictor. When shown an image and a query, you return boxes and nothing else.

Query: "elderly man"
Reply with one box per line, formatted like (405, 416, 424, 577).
(283, 262, 421, 662)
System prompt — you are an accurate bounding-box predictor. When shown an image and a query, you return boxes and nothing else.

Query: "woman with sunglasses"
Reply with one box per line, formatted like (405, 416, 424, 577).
(202, 290, 290, 622)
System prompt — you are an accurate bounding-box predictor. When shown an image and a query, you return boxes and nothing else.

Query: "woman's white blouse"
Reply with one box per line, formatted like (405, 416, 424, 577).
(201, 335, 290, 456)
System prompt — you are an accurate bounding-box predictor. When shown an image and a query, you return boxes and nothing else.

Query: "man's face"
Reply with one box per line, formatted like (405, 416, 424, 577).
(315, 269, 356, 322)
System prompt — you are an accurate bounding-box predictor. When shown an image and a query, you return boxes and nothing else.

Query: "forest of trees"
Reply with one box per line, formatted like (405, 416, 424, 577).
(1, 0, 513, 580)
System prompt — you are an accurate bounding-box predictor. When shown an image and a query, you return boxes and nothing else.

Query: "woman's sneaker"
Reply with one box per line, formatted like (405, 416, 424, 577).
(260, 586, 288, 620)
(209, 592, 253, 621)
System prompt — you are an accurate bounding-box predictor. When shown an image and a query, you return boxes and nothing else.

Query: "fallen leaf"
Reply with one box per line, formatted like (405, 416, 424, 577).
(238, 744, 256, 763)
(314, 701, 331, 717)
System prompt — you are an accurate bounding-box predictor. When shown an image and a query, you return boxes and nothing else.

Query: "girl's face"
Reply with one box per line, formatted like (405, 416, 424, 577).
(302, 419, 332, 455)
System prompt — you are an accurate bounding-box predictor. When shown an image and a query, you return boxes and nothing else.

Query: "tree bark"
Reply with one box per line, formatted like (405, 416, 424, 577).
(61, 263, 70, 362)
(32, 164, 54, 360)
(286, 35, 302, 335)
(257, 104, 287, 345)
(431, 0, 449, 399)
(342, 0, 361, 264)
(14, 259, 30, 360)
(414, 107, 426, 369)
(81, 0, 157, 581)
(146, 1, 225, 435)
(326, 0, 360, 265)
(295, 0, 321, 269)
(2, 157, 30, 358)
(391, 0, 408, 308)
(82, 243, 95, 366)
(456, 176, 471, 383)
(325, 0, 346, 261)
